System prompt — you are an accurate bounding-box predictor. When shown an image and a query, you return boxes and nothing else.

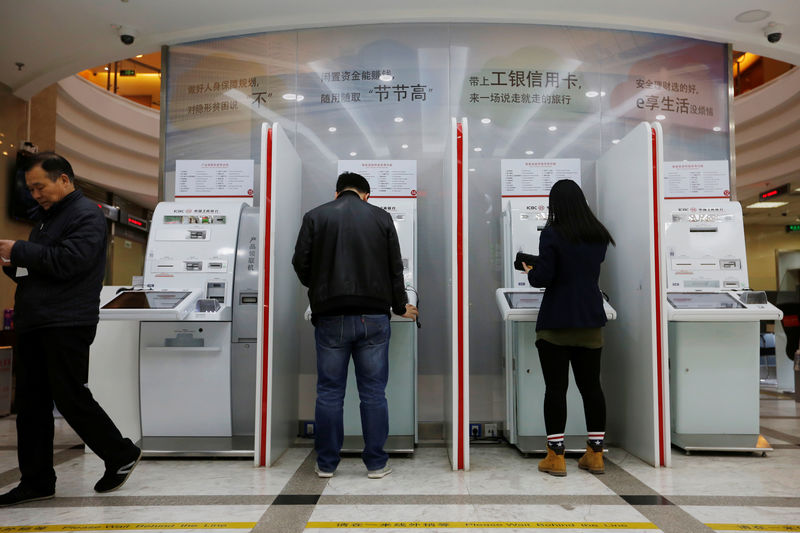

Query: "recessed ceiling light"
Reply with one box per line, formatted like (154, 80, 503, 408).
(473, 147, 482, 152)
(401, 144, 409, 149)
(655, 114, 666, 120)
(525, 150, 534, 155)
(746, 201, 787, 208)
(379, 74, 393, 82)
(394, 117, 404, 123)
(585, 91, 599, 98)
(282, 93, 304, 101)
(735, 9, 770, 23)
(469, 168, 476, 172)
(328, 126, 337, 132)
(600, 91, 606, 97)
(296, 94, 304, 102)
(135, 54, 143, 58)
(713, 126, 722, 132)
(1, 152, 7, 156)
(104, 67, 109, 71)
(548, 126, 557, 131)
(349, 151, 357, 157)
(612, 139, 621, 144)
(481, 118, 491, 124)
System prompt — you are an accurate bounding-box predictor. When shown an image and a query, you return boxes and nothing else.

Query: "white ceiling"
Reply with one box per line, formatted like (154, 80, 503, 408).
(1, 0, 799, 100)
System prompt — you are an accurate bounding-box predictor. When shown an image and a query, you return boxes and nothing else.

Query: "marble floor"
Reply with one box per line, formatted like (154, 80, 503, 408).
(1, 390, 799, 533)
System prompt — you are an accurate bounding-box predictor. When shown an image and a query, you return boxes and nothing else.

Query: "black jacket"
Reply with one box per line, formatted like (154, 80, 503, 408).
(3, 190, 107, 332)
(292, 191, 407, 318)
(527, 226, 608, 331)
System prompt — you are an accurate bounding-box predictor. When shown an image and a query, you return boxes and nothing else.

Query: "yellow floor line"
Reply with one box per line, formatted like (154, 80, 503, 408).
(0, 524, 256, 532)
(306, 522, 658, 529)
(2, 521, 799, 532)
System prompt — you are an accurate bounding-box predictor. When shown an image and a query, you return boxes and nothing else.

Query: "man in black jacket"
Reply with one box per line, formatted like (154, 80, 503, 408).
(293, 172, 418, 479)
(0, 152, 141, 507)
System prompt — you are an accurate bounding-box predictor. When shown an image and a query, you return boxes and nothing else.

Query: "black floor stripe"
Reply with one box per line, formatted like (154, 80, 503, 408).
(0, 445, 85, 490)
(620, 494, 674, 506)
(760, 426, 800, 445)
(761, 416, 800, 419)
(272, 494, 320, 505)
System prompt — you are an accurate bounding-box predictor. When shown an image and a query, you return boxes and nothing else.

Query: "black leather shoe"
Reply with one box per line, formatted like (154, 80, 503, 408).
(94, 447, 142, 493)
(0, 485, 55, 507)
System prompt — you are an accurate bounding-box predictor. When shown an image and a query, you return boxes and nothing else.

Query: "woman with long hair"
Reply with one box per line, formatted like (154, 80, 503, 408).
(522, 179, 615, 477)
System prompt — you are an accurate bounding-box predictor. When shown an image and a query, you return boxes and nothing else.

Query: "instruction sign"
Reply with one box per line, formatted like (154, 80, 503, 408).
(175, 160, 254, 198)
(663, 160, 730, 199)
(501, 159, 581, 197)
(337, 160, 417, 198)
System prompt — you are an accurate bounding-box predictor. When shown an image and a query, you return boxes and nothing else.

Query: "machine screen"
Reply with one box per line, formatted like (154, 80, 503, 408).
(666, 292, 744, 310)
(505, 292, 544, 309)
(102, 291, 192, 310)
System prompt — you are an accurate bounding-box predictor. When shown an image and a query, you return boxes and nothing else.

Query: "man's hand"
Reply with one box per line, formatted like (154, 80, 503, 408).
(402, 303, 419, 321)
(0, 240, 15, 265)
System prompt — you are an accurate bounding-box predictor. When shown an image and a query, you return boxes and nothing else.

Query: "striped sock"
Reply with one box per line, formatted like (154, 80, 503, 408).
(546, 433, 565, 454)
(588, 432, 605, 452)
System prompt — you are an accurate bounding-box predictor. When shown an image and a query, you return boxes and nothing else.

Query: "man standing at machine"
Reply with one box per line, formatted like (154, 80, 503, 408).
(0, 152, 142, 506)
(293, 171, 418, 479)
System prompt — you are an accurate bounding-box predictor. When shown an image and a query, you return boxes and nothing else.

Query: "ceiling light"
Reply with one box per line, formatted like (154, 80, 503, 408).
(401, 144, 409, 149)
(104, 67, 109, 71)
(548, 126, 557, 131)
(349, 152, 357, 157)
(135, 54, 143, 58)
(469, 168, 476, 172)
(612, 139, 621, 144)
(379, 74, 393, 82)
(394, 116, 404, 123)
(735, 9, 770, 23)
(585, 91, 599, 98)
(1, 152, 6, 156)
(746, 201, 787, 209)
(282, 93, 304, 101)
(600, 91, 606, 96)
(525, 150, 534, 155)
(481, 118, 491, 124)
(473, 147, 482, 152)
(328, 126, 337, 132)
(655, 114, 666, 120)
(713, 126, 722, 132)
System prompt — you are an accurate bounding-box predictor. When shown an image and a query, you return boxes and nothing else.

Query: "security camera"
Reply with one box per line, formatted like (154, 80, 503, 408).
(763, 22, 783, 44)
(118, 25, 138, 45)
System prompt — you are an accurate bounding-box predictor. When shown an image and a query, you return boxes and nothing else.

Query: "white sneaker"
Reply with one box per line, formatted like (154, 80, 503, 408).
(315, 465, 334, 478)
(367, 465, 392, 479)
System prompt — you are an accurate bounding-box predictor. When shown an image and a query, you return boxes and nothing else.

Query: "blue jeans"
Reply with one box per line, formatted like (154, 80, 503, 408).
(314, 314, 390, 472)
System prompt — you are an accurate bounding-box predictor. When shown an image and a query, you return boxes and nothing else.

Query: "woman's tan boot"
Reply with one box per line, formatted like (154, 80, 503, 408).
(578, 446, 604, 474)
(538, 447, 566, 477)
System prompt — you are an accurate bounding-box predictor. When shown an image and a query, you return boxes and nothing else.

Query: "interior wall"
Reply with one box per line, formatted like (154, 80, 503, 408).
(745, 223, 800, 291)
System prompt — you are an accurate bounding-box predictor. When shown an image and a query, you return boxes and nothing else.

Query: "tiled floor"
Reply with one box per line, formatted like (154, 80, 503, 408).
(1, 390, 799, 533)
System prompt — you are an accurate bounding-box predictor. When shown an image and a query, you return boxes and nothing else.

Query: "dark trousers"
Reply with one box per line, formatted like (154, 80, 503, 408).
(535, 339, 606, 436)
(314, 315, 391, 472)
(16, 326, 136, 491)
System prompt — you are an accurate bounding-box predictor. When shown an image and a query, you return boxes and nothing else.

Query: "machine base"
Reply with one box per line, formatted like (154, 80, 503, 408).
(515, 435, 595, 454)
(139, 436, 254, 457)
(340, 435, 415, 454)
(671, 433, 772, 454)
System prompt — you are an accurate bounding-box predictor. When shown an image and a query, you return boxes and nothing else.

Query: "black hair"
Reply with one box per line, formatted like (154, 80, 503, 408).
(546, 179, 615, 246)
(336, 172, 370, 195)
(26, 151, 75, 183)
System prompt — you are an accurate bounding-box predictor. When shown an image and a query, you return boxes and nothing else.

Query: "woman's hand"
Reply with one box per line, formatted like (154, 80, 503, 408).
(522, 261, 533, 273)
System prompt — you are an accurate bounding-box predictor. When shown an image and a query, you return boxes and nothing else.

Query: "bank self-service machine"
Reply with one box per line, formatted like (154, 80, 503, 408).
(663, 199, 782, 452)
(100, 201, 259, 455)
(495, 171, 616, 453)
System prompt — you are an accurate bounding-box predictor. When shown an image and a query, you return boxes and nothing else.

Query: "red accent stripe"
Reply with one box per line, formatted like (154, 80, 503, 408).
(651, 128, 666, 467)
(174, 195, 253, 198)
(369, 196, 418, 199)
(456, 122, 465, 471)
(259, 128, 273, 467)
(500, 195, 550, 198)
(664, 196, 728, 200)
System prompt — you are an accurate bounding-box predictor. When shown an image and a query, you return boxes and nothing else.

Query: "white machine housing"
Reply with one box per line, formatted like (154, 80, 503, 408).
(496, 287, 617, 322)
(503, 199, 549, 288)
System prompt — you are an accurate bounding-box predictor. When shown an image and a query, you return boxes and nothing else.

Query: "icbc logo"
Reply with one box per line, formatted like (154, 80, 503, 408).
(411, 190, 417, 197)
(247, 189, 254, 196)
(723, 190, 730, 197)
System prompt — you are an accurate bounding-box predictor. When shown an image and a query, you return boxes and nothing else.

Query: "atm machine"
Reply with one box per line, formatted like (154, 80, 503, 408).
(99, 201, 260, 455)
(663, 199, 782, 453)
(304, 197, 418, 454)
(496, 195, 616, 453)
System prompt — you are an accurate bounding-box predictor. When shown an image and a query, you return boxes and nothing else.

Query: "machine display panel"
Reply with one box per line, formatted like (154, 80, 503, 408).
(505, 292, 544, 309)
(666, 292, 744, 310)
(102, 291, 192, 310)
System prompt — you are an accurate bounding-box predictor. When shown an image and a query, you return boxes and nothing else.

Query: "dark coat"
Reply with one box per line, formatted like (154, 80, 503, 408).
(3, 190, 107, 332)
(527, 226, 608, 331)
(292, 191, 407, 317)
